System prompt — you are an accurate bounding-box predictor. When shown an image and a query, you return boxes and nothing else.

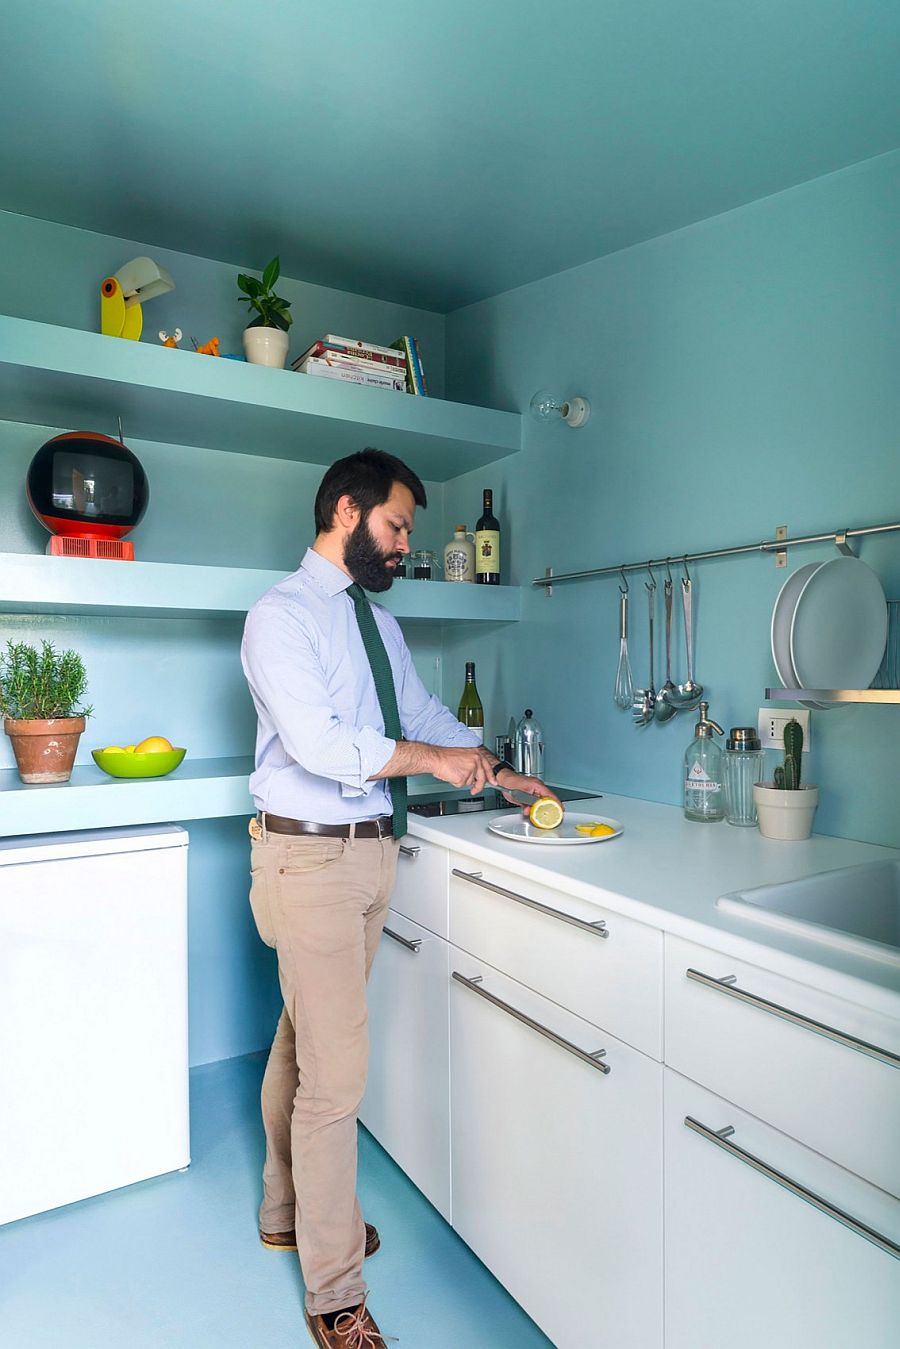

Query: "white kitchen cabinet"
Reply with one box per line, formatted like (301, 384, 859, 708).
(390, 836, 450, 937)
(360, 909, 451, 1220)
(665, 934, 900, 1196)
(449, 947, 663, 1349)
(449, 853, 663, 1057)
(664, 1068, 900, 1349)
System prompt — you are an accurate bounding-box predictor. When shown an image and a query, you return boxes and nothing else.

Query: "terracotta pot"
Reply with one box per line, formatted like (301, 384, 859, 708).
(4, 716, 86, 784)
(242, 326, 289, 368)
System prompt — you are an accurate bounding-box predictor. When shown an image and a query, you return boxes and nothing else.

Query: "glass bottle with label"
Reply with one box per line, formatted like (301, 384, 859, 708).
(475, 489, 500, 585)
(443, 525, 475, 583)
(457, 662, 484, 743)
(683, 701, 725, 822)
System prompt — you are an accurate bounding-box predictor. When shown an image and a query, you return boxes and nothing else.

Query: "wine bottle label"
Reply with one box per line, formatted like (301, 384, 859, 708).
(475, 530, 500, 573)
(468, 727, 484, 744)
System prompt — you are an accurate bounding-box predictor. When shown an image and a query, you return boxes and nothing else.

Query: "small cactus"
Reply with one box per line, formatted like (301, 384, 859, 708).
(781, 718, 804, 790)
(774, 765, 785, 789)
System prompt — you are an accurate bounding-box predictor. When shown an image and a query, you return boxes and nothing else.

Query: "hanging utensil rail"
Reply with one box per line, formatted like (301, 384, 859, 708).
(533, 520, 900, 590)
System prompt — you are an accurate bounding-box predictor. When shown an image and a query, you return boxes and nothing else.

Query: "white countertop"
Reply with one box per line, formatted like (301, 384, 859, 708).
(409, 789, 900, 1017)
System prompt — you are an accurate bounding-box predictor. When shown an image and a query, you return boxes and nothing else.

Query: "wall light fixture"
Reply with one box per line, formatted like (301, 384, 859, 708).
(529, 389, 591, 428)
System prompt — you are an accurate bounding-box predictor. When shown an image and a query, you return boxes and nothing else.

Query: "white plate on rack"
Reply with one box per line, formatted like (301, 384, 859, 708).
(488, 812, 623, 845)
(790, 557, 887, 692)
(770, 562, 830, 709)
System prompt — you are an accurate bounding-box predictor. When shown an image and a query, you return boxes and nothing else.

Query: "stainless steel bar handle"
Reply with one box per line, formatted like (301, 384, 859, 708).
(685, 1116, 900, 1260)
(686, 968, 900, 1068)
(452, 971, 611, 1073)
(398, 844, 421, 858)
(451, 868, 609, 937)
(383, 926, 422, 953)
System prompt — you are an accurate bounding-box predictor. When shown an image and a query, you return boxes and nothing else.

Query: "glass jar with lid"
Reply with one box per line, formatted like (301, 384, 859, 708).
(411, 549, 440, 580)
(724, 727, 766, 826)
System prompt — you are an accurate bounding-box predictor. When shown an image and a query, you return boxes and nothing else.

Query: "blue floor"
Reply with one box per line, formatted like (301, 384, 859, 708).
(1, 1053, 552, 1348)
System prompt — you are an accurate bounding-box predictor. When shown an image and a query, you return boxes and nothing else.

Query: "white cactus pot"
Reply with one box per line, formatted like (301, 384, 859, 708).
(753, 783, 819, 841)
(242, 326, 289, 368)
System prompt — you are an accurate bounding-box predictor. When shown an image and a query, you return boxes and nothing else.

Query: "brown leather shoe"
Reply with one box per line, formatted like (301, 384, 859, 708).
(304, 1296, 394, 1347)
(260, 1221, 380, 1258)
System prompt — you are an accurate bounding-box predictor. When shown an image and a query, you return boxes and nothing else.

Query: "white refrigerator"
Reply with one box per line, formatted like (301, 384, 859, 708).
(0, 824, 190, 1225)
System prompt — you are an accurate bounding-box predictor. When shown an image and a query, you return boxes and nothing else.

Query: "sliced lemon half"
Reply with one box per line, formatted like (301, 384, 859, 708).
(528, 796, 565, 830)
(575, 822, 617, 837)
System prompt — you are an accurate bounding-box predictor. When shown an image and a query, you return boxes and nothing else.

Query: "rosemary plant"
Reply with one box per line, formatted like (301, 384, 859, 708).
(0, 640, 93, 720)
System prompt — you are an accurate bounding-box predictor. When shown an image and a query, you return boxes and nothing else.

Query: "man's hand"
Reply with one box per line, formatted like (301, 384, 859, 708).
(429, 745, 503, 794)
(494, 769, 558, 806)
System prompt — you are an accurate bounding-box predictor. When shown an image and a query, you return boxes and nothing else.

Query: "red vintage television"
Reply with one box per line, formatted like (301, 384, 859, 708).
(26, 431, 149, 560)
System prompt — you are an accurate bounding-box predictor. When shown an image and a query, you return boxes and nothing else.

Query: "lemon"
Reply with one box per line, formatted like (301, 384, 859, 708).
(527, 796, 564, 830)
(135, 735, 174, 754)
(575, 822, 617, 837)
(124, 745, 136, 753)
(103, 745, 126, 755)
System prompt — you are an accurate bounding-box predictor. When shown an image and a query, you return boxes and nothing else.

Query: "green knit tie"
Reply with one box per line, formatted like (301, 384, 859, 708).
(346, 583, 407, 838)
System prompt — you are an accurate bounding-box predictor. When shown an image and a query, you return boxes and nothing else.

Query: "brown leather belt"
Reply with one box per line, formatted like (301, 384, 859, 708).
(259, 812, 394, 839)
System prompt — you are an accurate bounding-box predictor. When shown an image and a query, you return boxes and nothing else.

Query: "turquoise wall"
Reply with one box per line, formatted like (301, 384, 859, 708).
(444, 151, 900, 848)
(0, 213, 448, 1064)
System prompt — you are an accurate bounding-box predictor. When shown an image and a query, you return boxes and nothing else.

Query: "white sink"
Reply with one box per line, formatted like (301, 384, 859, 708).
(716, 860, 900, 969)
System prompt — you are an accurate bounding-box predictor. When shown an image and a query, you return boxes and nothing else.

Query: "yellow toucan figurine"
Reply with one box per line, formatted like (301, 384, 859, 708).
(100, 257, 175, 341)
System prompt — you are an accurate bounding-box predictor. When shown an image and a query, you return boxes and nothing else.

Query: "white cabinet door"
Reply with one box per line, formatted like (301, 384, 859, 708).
(391, 836, 449, 936)
(665, 1069, 900, 1349)
(360, 909, 451, 1221)
(450, 948, 663, 1349)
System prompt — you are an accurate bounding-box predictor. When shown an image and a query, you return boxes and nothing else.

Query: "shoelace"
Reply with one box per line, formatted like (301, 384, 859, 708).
(333, 1295, 398, 1347)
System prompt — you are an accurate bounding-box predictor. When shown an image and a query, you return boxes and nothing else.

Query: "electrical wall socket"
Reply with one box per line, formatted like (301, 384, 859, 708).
(758, 708, 810, 750)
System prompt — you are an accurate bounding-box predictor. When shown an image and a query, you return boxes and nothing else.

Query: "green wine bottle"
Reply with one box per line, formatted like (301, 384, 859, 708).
(457, 661, 484, 743)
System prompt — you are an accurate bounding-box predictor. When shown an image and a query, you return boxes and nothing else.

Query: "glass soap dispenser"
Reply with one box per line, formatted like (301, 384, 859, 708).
(683, 701, 725, 822)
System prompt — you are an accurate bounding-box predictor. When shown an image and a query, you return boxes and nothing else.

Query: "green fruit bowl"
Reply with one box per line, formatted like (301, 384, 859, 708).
(91, 747, 186, 779)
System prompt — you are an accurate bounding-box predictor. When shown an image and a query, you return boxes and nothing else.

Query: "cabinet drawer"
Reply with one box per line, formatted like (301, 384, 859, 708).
(449, 853, 662, 1057)
(360, 910, 451, 1220)
(451, 948, 663, 1349)
(390, 835, 448, 937)
(665, 1069, 900, 1349)
(665, 934, 900, 1196)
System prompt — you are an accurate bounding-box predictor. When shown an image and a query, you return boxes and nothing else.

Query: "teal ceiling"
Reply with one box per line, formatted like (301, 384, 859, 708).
(4, 0, 900, 312)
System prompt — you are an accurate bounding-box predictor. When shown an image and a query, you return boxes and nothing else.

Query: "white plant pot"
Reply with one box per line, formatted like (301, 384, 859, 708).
(753, 783, 819, 841)
(242, 326, 289, 368)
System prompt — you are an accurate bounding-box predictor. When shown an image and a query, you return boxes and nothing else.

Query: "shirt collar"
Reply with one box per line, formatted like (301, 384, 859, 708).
(300, 547, 354, 598)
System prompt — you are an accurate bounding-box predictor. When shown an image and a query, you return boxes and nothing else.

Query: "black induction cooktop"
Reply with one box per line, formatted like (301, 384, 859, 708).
(407, 785, 597, 818)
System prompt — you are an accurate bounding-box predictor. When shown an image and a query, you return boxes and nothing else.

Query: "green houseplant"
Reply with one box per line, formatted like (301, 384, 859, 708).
(753, 717, 819, 840)
(1, 640, 93, 783)
(237, 256, 293, 368)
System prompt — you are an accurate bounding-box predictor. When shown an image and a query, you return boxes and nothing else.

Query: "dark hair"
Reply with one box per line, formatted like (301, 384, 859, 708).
(314, 448, 427, 534)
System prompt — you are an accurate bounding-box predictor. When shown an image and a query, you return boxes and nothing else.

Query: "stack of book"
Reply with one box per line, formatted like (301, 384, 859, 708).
(292, 335, 406, 392)
(291, 334, 428, 395)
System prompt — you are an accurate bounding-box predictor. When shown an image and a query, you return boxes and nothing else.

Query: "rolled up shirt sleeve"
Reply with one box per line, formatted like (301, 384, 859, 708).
(242, 600, 395, 795)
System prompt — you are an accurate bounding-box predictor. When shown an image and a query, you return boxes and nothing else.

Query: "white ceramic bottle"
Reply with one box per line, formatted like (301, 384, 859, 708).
(443, 525, 475, 583)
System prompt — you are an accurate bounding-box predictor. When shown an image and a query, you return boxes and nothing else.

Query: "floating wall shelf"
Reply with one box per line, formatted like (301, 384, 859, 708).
(765, 688, 900, 705)
(0, 553, 521, 622)
(0, 756, 255, 837)
(0, 316, 522, 480)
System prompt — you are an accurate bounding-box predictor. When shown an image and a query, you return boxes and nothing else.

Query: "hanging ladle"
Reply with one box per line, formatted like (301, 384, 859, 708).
(669, 558, 704, 709)
(654, 566, 678, 722)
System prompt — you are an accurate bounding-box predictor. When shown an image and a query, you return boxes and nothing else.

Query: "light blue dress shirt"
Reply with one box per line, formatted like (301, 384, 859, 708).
(241, 548, 480, 822)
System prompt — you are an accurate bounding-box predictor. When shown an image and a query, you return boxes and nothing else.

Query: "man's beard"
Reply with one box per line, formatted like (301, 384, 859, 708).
(343, 516, 399, 593)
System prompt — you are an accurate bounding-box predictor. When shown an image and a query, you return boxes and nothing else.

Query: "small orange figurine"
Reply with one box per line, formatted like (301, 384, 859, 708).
(192, 336, 221, 357)
(159, 328, 182, 348)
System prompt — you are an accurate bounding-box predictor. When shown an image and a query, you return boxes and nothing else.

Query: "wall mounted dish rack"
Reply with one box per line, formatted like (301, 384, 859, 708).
(532, 518, 900, 706)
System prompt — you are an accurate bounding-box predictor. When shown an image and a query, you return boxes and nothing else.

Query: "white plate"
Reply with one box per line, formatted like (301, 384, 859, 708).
(770, 562, 830, 710)
(790, 557, 888, 691)
(488, 811, 623, 845)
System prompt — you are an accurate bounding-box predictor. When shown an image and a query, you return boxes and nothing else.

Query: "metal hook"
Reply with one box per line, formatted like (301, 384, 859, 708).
(645, 561, 656, 593)
(665, 558, 673, 586)
(682, 554, 692, 584)
(618, 567, 629, 594)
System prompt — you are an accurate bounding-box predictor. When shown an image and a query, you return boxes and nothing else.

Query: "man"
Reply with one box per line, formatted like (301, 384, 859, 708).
(241, 447, 549, 1348)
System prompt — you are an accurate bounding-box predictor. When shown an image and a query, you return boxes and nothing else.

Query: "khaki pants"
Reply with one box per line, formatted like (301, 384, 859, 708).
(248, 825, 398, 1315)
